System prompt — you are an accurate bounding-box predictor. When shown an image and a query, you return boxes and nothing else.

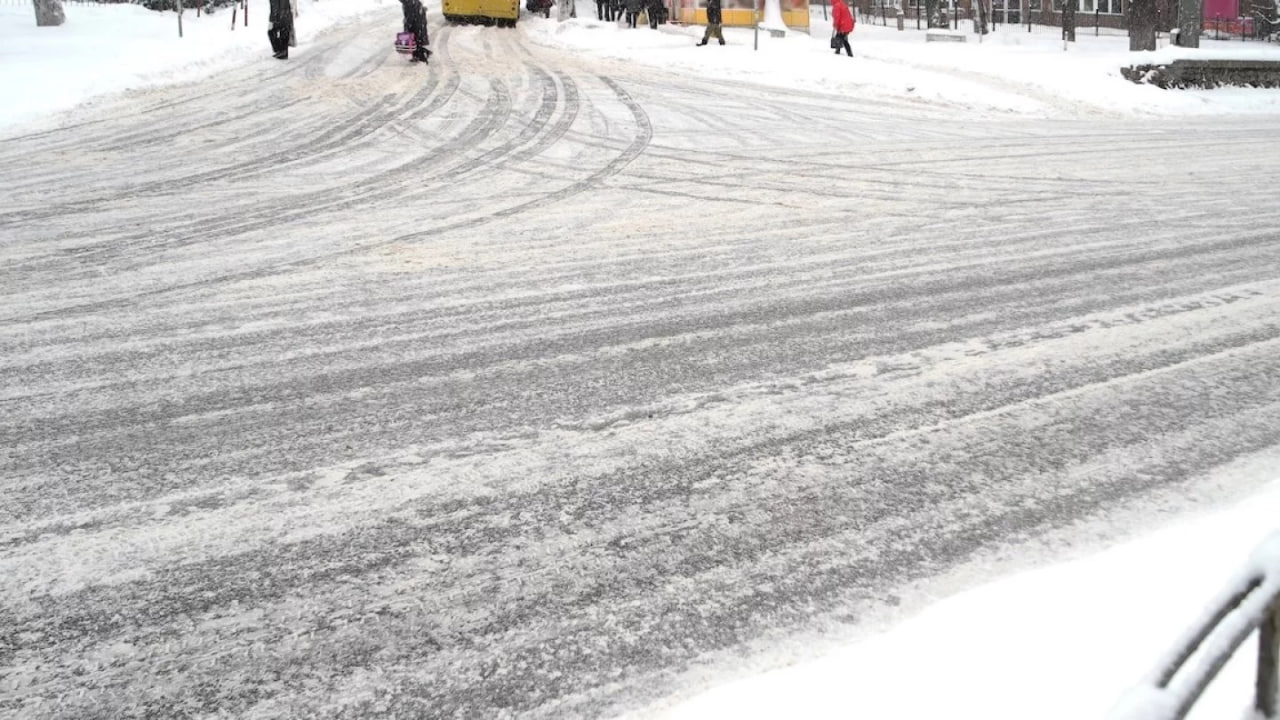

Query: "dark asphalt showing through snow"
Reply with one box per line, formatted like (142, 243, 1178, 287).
(2, 10, 1280, 719)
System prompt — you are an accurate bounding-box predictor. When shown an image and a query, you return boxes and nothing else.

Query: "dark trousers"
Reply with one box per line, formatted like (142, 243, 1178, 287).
(267, 0, 292, 58)
(411, 34, 429, 61)
(267, 24, 290, 58)
(405, 9, 429, 62)
(834, 31, 852, 55)
(412, 26, 429, 60)
(596, 0, 606, 18)
(648, 6, 659, 26)
(626, 10, 636, 26)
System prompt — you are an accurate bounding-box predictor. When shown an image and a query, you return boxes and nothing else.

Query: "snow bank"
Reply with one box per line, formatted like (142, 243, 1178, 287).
(637, 470, 1280, 720)
(0, 0, 383, 130)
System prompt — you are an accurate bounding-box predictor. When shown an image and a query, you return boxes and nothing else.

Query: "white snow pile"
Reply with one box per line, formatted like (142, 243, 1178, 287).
(638, 471, 1280, 720)
(0, 0, 382, 129)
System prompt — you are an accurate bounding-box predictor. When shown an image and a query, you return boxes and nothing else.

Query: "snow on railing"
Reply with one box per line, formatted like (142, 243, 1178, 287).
(1110, 531, 1280, 720)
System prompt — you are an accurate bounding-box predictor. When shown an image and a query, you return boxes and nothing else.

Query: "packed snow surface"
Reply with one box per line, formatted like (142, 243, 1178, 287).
(2, 2, 1279, 719)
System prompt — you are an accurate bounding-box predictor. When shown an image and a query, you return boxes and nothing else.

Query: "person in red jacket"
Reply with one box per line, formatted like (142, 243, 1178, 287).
(831, 0, 854, 56)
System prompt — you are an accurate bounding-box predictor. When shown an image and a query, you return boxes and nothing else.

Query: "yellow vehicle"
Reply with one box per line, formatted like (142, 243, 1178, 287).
(443, 0, 520, 26)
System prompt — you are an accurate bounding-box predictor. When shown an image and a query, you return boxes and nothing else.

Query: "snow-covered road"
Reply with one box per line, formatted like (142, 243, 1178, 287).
(3, 10, 1280, 718)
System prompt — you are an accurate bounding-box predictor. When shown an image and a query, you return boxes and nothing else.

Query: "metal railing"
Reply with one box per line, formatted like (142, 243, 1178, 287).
(852, 2, 1280, 42)
(1111, 531, 1280, 720)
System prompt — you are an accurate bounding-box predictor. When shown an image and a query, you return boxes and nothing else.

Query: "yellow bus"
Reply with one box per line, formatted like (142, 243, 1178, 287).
(443, 0, 521, 26)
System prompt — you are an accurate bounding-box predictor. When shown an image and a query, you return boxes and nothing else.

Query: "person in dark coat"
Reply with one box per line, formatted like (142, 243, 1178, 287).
(646, 0, 663, 27)
(400, 0, 431, 64)
(696, 0, 724, 44)
(831, 0, 854, 56)
(624, 0, 642, 27)
(267, 0, 293, 59)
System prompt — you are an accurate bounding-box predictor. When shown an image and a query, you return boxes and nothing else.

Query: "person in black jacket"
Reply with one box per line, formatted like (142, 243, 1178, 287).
(624, 0, 642, 26)
(267, 0, 293, 59)
(400, 0, 431, 64)
(696, 0, 724, 44)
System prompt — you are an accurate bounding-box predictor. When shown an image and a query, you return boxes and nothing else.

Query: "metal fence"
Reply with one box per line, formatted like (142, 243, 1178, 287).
(1205, 12, 1280, 40)
(1110, 531, 1280, 720)
(858, 2, 1279, 41)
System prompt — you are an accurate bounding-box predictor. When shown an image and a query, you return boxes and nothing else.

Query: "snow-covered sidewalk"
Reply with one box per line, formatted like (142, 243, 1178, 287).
(634, 455, 1280, 720)
(522, 8, 1280, 115)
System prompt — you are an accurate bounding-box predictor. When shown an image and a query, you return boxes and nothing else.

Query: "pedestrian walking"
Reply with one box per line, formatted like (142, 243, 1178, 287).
(400, 0, 431, 64)
(647, 0, 663, 27)
(831, 0, 854, 56)
(266, 0, 293, 59)
(596, 0, 607, 19)
(624, 0, 642, 27)
(696, 0, 724, 44)
(609, 0, 623, 21)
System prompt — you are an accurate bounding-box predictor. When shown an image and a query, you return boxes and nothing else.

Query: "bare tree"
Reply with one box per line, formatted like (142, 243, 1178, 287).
(1062, 0, 1076, 40)
(974, 0, 989, 33)
(925, 0, 940, 26)
(33, 0, 65, 26)
(1176, 0, 1200, 45)
(1129, 0, 1159, 49)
